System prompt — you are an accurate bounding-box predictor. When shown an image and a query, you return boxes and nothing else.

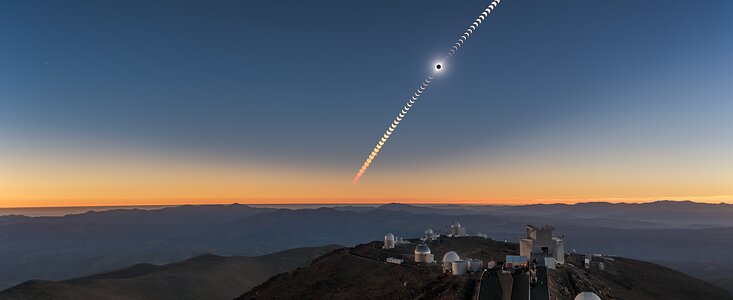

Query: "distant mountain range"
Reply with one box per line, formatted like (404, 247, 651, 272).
(1, 200, 732, 292)
(0, 245, 340, 300)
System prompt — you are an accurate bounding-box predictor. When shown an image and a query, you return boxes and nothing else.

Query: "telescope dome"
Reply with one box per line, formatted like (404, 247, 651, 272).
(414, 243, 431, 255)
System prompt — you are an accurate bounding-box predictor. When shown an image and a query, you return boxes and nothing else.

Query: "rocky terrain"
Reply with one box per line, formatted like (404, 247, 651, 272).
(548, 254, 733, 300)
(240, 237, 733, 300)
(0, 245, 340, 300)
(239, 237, 515, 300)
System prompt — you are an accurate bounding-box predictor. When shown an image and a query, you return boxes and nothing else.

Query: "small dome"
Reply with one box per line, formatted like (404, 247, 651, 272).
(425, 228, 434, 235)
(414, 243, 431, 255)
(443, 251, 460, 262)
(452, 221, 461, 228)
(385, 233, 395, 241)
(574, 292, 601, 300)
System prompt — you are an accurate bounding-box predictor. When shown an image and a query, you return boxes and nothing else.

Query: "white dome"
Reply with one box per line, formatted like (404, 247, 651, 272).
(442, 251, 461, 262)
(452, 221, 461, 228)
(414, 243, 431, 255)
(574, 292, 601, 300)
(425, 228, 434, 235)
(385, 233, 395, 241)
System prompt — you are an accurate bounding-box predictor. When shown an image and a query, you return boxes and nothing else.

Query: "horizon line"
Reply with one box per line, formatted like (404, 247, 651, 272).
(1, 198, 730, 209)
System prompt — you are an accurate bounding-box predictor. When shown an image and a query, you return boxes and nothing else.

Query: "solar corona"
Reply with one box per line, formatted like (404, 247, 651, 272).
(351, 0, 503, 186)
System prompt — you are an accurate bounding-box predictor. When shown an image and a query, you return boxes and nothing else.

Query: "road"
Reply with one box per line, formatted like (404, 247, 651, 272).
(530, 267, 549, 300)
(512, 272, 529, 300)
(478, 269, 502, 300)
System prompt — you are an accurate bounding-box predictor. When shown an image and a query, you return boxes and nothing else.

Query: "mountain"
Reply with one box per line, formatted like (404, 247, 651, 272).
(239, 237, 517, 300)
(2, 201, 733, 290)
(498, 201, 733, 227)
(239, 237, 733, 300)
(655, 260, 733, 294)
(0, 245, 341, 300)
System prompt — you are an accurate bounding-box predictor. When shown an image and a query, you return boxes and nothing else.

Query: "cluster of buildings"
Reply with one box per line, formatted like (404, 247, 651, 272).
(387, 222, 483, 275)
(411, 244, 484, 275)
(385, 223, 567, 272)
(446, 221, 467, 237)
(379, 222, 605, 300)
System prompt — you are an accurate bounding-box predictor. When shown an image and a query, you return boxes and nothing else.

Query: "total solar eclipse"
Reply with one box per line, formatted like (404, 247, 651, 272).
(352, 0, 503, 186)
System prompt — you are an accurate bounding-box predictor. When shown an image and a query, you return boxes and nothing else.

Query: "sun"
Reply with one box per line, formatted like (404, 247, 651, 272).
(434, 62, 444, 74)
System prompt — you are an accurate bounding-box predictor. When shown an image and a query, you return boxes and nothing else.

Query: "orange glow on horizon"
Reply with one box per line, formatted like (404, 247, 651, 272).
(2, 134, 732, 208)
(2, 195, 733, 209)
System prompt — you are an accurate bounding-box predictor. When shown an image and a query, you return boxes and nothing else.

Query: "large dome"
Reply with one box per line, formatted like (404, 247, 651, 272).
(442, 251, 460, 262)
(425, 228, 434, 235)
(452, 221, 461, 228)
(414, 244, 431, 255)
(574, 292, 601, 300)
(385, 233, 395, 241)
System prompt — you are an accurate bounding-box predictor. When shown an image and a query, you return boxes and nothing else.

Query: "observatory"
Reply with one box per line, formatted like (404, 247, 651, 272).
(442, 251, 461, 272)
(451, 260, 467, 275)
(424, 228, 437, 240)
(519, 224, 565, 266)
(447, 222, 467, 237)
(466, 258, 483, 273)
(383, 233, 395, 249)
(414, 243, 434, 263)
(574, 292, 602, 300)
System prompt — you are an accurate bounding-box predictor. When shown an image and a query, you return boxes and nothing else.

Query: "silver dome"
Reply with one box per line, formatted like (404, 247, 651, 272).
(452, 221, 461, 228)
(574, 292, 601, 300)
(442, 251, 460, 262)
(385, 233, 395, 241)
(414, 243, 431, 255)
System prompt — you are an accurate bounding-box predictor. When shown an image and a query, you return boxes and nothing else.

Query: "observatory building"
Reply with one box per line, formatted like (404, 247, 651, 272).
(424, 228, 438, 241)
(383, 233, 395, 249)
(451, 260, 467, 275)
(519, 225, 565, 266)
(442, 251, 461, 273)
(574, 292, 601, 300)
(447, 222, 467, 237)
(414, 244, 434, 263)
(466, 258, 483, 273)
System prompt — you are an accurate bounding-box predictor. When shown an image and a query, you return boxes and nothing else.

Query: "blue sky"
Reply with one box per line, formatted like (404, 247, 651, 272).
(1, 0, 732, 205)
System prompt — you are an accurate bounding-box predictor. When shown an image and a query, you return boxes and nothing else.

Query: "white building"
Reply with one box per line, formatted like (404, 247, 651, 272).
(520, 238, 533, 258)
(520, 225, 565, 266)
(424, 228, 438, 240)
(414, 244, 434, 263)
(448, 222, 467, 237)
(386, 257, 404, 265)
(467, 258, 483, 272)
(451, 260, 467, 275)
(442, 251, 461, 272)
(574, 292, 601, 300)
(383, 233, 395, 249)
(553, 236, 565, 264)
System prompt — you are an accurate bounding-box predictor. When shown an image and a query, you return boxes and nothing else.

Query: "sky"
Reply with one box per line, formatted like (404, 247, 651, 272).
(1, 0, 732, 207)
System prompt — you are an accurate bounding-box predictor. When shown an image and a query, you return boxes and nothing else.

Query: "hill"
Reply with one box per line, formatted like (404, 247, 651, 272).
(239, 237, 733, 300)
(0, 245, 340, 300)
(550, 254, 733, 300)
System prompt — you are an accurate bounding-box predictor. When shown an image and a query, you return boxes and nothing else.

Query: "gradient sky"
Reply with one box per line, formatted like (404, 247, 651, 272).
(1, 0, 732, 207)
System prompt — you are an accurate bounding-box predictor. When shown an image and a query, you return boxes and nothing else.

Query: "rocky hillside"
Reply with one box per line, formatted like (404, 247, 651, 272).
(549, 254, 733, 300)
(0, 245, 340, 300)
(240, 237, 733, 300)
